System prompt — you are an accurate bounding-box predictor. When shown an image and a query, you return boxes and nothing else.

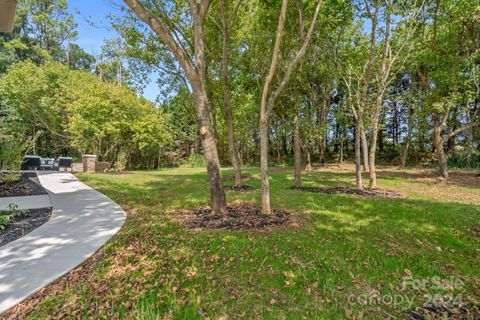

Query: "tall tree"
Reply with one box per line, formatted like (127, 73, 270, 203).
(216, 0, 243, 187)
(414, 0, 479, 178)
(21, 0, 77, 59)
(123, 0, 227, 214)
(259, 0, 322, 213)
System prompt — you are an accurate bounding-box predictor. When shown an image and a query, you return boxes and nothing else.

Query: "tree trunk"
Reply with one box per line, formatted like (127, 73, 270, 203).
(466, 109, 473, 168)
(355, 112, 364, 189)
(220, 4, 242, 186)
(259, 0, 320, 213)
(400, 105, 414, 168)
(432, 124, 448, 179)
(259, 116, 271, 213)
(361, 128, 369, 172)
(123, 0, 227, 215)
(259, 0, 288, 214)
(293, 114, 302, 187)
(305, 149, 312, 171)
(192, 80, 227, 214)
(368, 92, 384, 189)
(339, 138, 344, 164)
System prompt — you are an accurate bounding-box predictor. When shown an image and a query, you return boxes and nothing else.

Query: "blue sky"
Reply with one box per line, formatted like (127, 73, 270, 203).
(67, 0, 159, 102)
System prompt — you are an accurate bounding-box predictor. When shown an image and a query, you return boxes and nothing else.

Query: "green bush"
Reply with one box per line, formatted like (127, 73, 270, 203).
(448, 151, 480, 169)
(0, 204, 26, 230)
(113, 150, 128, 172)
(0, 172, 21, 185)
(183, 153, 206, 168)
(0, 143, 25, 170)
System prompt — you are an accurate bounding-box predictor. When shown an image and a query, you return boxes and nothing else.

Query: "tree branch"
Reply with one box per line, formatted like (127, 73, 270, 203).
(267, 0, 323, 115)
(442, 121, 480, 142)
(123, 0, 195, 80)
(260, 0, 288, 119)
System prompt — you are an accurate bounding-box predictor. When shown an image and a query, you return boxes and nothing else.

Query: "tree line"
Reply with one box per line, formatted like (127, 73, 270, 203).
(0, 0, 478, 215)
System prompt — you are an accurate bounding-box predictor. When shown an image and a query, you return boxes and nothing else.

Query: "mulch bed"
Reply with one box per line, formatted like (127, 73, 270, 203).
(405, 303, 480, 320)
(173, 203, 297, 231)
(224, 185, 256, 192)
(290, 186, 405, 199)
(0, 207, 52, 247)
(0, 172, 48, 198)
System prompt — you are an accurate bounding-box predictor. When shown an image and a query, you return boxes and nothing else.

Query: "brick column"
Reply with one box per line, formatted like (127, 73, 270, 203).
(82, 154, 97, 173)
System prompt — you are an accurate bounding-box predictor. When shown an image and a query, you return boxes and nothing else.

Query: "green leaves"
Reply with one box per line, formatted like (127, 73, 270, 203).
(0, 61, 171, 166)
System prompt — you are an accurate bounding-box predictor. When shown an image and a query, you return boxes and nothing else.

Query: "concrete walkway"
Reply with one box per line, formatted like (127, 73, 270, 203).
(0, 194, 52, 211)
(0, 172, 126, 314)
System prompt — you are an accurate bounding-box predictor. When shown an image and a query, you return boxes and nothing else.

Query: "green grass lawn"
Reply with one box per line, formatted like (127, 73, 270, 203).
(25, 166, 479, 319)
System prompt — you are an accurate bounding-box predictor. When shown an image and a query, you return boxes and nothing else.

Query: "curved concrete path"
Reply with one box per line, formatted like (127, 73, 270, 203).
(0, 172, 126, 314)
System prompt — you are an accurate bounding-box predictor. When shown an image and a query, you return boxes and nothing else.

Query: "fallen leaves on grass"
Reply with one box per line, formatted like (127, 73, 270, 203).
(1, 251, 105, 320)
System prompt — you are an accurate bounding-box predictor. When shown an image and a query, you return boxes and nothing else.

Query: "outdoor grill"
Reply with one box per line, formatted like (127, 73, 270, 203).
(21, 155, 41, 170)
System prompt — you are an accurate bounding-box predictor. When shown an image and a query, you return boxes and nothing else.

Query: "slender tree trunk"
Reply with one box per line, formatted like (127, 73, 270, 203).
(355, 112, 364, 189)
(368, 92, 384, 189)
(400, 135, 411, 168)
(361, 127, 369, 172)
(259, 0, 320, 213)
(339, 138, 344, 165)
(259, 0, 287, 214)
(368, 95, 390, 188)
(293, 114, 302, 187)
(220, 2, 242, 186)
(466, 109, 473, 168)
(305, 149, 312, 171)
(367, 0, 393, 190)
(259, 116, 271, 213)
(401, 104, 414, 168)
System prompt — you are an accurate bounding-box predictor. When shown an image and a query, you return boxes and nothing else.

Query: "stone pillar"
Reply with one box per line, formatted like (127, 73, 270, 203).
(82, 154, 97, 173)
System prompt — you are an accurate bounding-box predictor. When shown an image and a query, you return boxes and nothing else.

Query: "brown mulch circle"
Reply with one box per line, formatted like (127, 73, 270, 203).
(173, 203, 298, 231)
(0, 172, 48, 197)
(224, 185, 256, 192)
(405, 303, 480, 320)
(290, 186, 405, 199)
(0, 207, 52, 247)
